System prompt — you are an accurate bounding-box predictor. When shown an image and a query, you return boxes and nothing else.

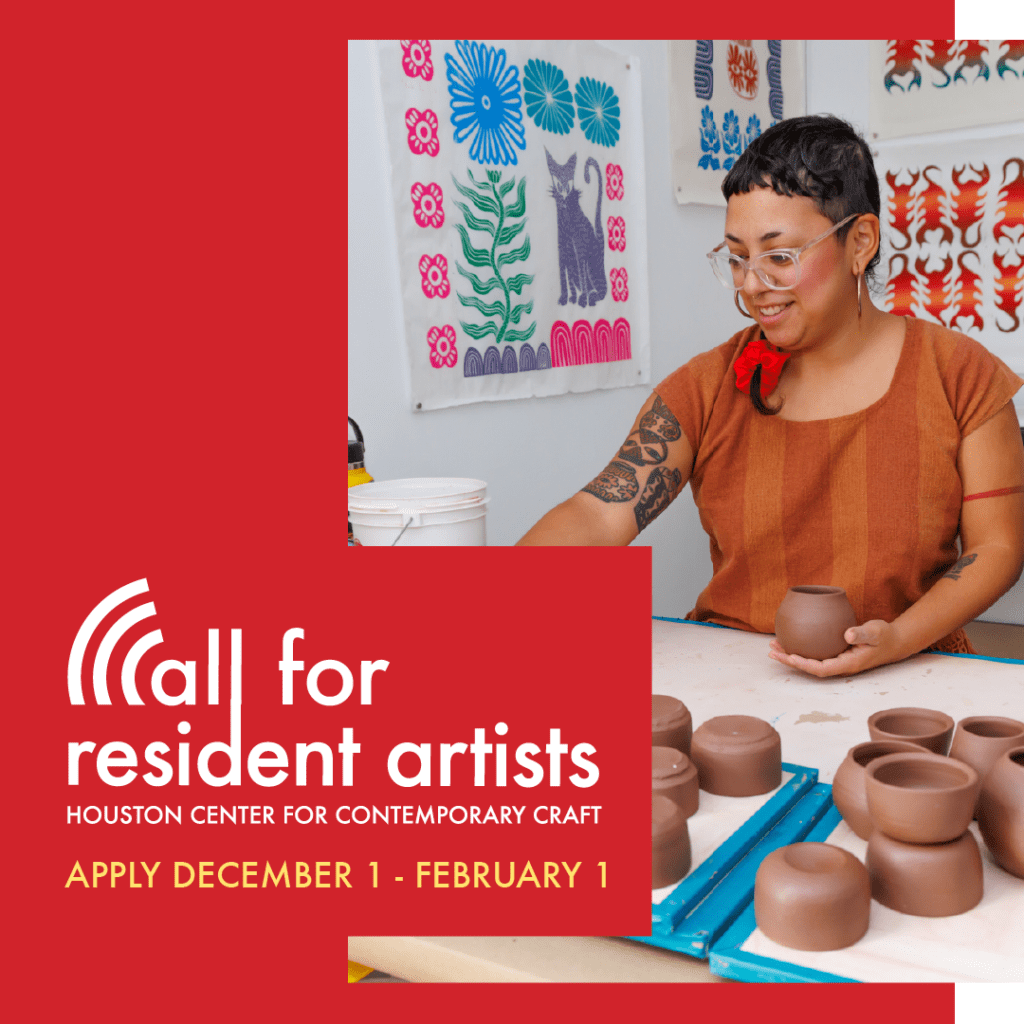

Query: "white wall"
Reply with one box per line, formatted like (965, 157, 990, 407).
(348, 39, 1023, 626)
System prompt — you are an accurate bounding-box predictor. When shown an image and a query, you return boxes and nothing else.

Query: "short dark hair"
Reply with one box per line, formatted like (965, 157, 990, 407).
(722, 115, 881, 282)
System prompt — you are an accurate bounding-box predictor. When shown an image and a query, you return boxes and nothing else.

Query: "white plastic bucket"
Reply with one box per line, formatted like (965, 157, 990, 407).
(349, 478, 488, 546)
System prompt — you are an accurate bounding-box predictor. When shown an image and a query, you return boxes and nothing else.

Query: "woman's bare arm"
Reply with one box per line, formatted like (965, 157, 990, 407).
(887, 401, 1024, 651)
(517, 393, 695, 545)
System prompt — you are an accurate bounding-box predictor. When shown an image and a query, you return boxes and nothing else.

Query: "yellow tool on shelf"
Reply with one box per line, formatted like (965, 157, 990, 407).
(348, 416, 372, 545)
(348, 416, 373, 489)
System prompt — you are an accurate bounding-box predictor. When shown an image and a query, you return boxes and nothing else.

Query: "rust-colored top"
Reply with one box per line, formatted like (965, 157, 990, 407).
(655, 317, 1022, 652)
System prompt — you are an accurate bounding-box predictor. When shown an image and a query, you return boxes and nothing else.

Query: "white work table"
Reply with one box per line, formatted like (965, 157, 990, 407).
(350, 619, 1023, 983)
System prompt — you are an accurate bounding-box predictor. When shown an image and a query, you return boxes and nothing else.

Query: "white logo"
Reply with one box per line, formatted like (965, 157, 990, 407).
(68, 579, 161, 705)
(68, 579, 228, 707)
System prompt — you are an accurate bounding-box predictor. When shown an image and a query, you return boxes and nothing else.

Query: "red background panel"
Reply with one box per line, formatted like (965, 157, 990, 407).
(6, 2, 956, 1019)
(45, 548, 652, 932)
(347, 983, 954, 1021)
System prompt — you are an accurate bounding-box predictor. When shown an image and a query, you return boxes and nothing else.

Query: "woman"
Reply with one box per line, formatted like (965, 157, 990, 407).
(518, 115, 1024, 678)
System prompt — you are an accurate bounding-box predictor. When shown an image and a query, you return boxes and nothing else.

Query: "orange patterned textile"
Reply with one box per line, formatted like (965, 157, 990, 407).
(656, 317, 1021, 653)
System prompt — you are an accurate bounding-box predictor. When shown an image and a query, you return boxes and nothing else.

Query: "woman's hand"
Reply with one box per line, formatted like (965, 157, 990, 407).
(767, 619, 902, 678)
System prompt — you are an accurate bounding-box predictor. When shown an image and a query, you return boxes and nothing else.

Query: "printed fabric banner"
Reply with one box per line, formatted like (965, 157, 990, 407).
(876, 133, 1024, 417)
(870, 41, 1024, 140)
(669, 40, 806, 207)
(375, 40, 650, 411)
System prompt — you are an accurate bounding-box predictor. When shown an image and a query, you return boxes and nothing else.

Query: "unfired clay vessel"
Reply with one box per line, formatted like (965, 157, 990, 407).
(774, 586, 857, 661)
(831, 740, 925, 840)
(689, 715, 782, 796)
(652, 695, 692, 756)
(652, 794, 691, 889)
(949, 716, 1024, 783)
(977, 746, 1024, 878)
(866, 828, 983, 917)
(652, 746, 699, 818)
(754, 843, 870, 951)
(867, 706, 955, 755)
(864, 751, 980, 845)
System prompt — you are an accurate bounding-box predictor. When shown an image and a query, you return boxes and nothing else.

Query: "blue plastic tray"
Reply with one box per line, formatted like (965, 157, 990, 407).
(631, 764, 832, 958)
(707, 799, 862, 982)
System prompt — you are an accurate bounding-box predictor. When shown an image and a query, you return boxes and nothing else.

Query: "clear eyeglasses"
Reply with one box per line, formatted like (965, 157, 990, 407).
(707, 213, 861, 291)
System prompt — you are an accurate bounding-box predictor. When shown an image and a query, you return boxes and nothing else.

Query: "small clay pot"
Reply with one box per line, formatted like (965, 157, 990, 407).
(754, 843, 871, 951)
(652, 794, 691, 889)
(689, 715, 782, 796)
(831, 740, 926, 840)
(865, 751, 980, 845)
(949, 716, 1024, 784)
(652, 746, 699, 818)
(867, 706, 955, 755)
(866, 828, 983, 917)
(774, 586, 857, 661)
(977, 746, 1024, 878)
(652, 694, 692, 756)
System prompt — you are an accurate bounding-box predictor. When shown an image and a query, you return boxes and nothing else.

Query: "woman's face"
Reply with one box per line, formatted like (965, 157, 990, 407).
(723, 187, 855, 352)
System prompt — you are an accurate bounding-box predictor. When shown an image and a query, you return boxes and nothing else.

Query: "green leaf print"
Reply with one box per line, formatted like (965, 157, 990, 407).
(452, 168, 534, 346)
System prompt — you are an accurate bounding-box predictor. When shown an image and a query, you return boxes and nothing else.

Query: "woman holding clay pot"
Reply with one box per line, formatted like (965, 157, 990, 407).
(518, 115, 1024, 678)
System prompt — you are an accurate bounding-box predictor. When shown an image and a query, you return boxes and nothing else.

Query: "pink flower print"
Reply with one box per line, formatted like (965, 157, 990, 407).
(411, 182, 444, 228)
(406, 108, 440, 157)
(427, 325, 458, 368)
(606, 163, 624, 200)
(607, 216, 626, 252)
(419, 254, 450, 298)
(610, 267, 629, 302)
(401, 40, 433, 81)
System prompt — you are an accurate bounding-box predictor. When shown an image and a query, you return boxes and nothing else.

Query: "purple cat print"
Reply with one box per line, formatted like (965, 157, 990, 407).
(545, 148, 608, 307)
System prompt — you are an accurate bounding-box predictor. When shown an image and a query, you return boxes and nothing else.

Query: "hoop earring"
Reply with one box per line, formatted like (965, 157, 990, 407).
(857, 271, 863, 318)
(735, 291, 754, 319)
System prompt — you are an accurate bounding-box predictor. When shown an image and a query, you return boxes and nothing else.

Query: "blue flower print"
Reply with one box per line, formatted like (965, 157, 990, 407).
(698, 104, 720, 170)
(446, 40, 526, 166)
(745, 113, 762, 147)
(722, 109, 741, 169)
(523, 58, 574, 134)
(574, 76, 620, 147)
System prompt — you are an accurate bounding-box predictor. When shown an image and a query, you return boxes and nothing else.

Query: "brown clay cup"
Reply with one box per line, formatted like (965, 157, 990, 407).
(865, 751, 980, 845)
(774, 586, 857, 661)
(867, 706, 955, 755)
(652, 746, 699, 818)
(866, 829, 983, 917)
(977, 746, 1024, 878)
(689, 715, 782, 797)
(949, 716, 1024, 784)
(831, 740, 926, 840)
(652, 794, 691, 889)
(652, 694, 692, 756)
(754, 843, 871, 951)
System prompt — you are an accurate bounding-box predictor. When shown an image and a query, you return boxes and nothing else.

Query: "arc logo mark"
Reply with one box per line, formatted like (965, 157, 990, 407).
(68, 579, 235, 707)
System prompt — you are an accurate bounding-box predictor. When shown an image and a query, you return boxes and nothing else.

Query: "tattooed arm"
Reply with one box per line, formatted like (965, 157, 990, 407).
(770, 403, 1024, 677)
(517, 393, 694, 545)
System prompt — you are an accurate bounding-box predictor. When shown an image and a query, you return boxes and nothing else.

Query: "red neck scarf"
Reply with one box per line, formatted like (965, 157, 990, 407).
(734, 334, 790, 396)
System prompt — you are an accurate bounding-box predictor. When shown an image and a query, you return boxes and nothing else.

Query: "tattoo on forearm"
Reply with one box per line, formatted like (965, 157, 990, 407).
(583, 395, 683, 511)
(617, 437, 668, 466)
(583, 461, 639, 503)
(616, 394, 681, 465)
(943, 553, 977, 581)
(634, 467, 683, 531)
(638, 394, 682, 443)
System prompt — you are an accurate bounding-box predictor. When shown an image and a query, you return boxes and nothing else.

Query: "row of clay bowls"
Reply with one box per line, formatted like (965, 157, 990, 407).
(755, 706, 1024, 949)
(652, 697, 785, 889)
(654, 695, 784, 798)
(652, 696, 694, 888)
(832, 707, 1024, 904)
